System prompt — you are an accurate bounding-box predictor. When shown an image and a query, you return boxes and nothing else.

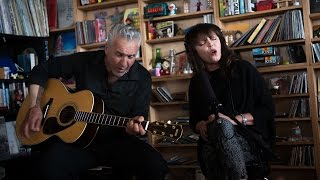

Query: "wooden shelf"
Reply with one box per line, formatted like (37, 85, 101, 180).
(142, 0, 175, 3)
(168, 165, 200, 169)
(152, 74, 192, 82)
(154, 143, 197, 148)
(271, 93, 309, 99)
(150, 101, 188, 106)
(229, 39, 305, 51)
(275, 141, 314, 146)
(275, 117, 311, 122)
(220, 5, 302, 22)
(77, 0, 137, 11)
(258, 63, 307, 73)
(146, 35, 185, 44)
(143, 9, 214, 22)
(310, 13, 320, 20)
(49, 26, 75, 33)
(311, 37, 320, 43)
(271, 165, 315, 170)
(78, 42, 106, 49)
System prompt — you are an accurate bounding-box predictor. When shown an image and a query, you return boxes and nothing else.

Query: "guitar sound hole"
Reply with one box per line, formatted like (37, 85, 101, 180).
(60, 106, 76, 123)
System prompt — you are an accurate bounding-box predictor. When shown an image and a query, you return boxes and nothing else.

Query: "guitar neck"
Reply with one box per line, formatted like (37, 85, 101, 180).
(74, 111, 149, 130)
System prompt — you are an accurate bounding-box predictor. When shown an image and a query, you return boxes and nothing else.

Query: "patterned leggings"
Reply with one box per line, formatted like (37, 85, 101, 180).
(198, 118, 264, 180)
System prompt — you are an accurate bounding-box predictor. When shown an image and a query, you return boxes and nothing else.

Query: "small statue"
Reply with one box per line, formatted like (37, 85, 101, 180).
(160, 60, 171, 75)
(176, 28, 185, 36)
(196, 0, 202, 11)
(168, 3, 177, 15)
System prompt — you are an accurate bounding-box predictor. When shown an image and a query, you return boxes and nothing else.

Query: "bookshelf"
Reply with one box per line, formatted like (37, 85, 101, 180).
(214, 0, 320, 179)
(72, 0, 320, 179)
(0, 1, 49, 179)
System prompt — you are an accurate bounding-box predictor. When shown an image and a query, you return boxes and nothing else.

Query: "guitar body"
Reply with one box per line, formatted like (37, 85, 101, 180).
(15, 78, 104, 148)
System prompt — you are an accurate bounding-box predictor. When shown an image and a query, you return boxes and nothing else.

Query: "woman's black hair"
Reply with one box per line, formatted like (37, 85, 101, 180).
(184, 23, 237, 74)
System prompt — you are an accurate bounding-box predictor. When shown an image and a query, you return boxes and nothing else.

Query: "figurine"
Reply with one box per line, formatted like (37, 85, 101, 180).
(168, 3, 177, 15)
(196, 0, 202, 11)
(160, 60, 171, 75)
(176, 28, 185, 36)
(167, 28, 174, 37)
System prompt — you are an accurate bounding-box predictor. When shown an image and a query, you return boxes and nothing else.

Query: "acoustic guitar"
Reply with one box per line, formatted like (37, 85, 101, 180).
(15, 78, 183, 148)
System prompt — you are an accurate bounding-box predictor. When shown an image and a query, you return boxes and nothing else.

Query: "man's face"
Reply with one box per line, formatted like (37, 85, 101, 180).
(105, 37, 139, 78)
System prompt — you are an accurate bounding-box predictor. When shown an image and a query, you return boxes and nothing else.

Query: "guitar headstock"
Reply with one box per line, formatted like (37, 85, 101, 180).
(147, 121, 183, 141)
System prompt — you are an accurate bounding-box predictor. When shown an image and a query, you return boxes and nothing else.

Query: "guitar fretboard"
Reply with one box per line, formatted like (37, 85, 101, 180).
(74, 111, 148, 129)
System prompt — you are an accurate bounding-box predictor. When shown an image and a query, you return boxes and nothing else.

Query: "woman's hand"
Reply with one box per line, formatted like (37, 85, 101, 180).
(196, 113, 240, 141)
(126, 116, 146, 136)
(195, 114, 215, 141)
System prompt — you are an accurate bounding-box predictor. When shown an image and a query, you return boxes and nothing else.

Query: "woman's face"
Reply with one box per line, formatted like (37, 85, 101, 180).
(194, 32, 221, 70)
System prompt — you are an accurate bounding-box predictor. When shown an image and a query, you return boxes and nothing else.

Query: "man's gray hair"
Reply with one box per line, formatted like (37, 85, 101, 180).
(107, 23, 141, 46)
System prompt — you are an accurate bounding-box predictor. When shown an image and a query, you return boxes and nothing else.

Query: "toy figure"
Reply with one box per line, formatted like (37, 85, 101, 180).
(168, 3, 177, 15)
(167, 28, 174, 37)
(196, 0, 202, 11)
(160, 60, 170, 75)
(176, 28, 185, 35)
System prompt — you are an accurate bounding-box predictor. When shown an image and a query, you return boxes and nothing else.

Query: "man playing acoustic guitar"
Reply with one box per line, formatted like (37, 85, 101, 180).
(18, 24, 168, 180)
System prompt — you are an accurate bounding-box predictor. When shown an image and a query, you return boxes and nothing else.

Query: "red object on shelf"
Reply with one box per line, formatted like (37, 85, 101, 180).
(256, 0, 275, 11)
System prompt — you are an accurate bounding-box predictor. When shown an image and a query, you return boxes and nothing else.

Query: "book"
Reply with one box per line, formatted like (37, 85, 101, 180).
(287, 45, 306, 64)
(46, 0, 57, 30)
(57, 0, 74, 29)
(310, 0, 320, 13)
(247, 18, 267, 44)
(155, 21, 175, 38)
(5, 121, 22, 156)
(219, 0, 228, 17)
(230, 24, 257, 47)
(123, 8, 140, 30)
(155, 87, 170, 102)
(189, 0, 208, 12)
(252, 46, 278, 57)
(253, 18, 273, 44)
(0, 116, 10, 161)
(152, 88, 167, 102)
(53, 31, 76, 57)
(253, 55, 282, 67)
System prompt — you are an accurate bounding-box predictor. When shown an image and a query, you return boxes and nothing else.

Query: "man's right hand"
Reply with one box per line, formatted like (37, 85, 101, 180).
(21, 106, 43, 139)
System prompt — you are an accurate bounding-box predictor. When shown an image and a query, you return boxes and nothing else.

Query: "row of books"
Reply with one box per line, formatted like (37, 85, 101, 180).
(152, 86, 188, 103)
(0, 117, 31, 161)
(289, 73, 308, 94)
(80, 0, 104, 6)
(268, 72, 308, 96)
(288, 98, 309, 118)
(230, 9, 304, 47)
(152, 86, 173, 103)
(46, 0, 74, 30)
(75, 18, 107, 45)
(252, 46, 281, 67)
(0, 0, 49, 37)
(289, 145, 314, 167)
(219, 0, 255, 17)
(0, 82, 28, 112)
(312, 43, 320, 63)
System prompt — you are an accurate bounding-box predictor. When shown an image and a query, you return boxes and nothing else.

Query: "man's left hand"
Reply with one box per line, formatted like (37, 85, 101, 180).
(126, 116, 146, 136)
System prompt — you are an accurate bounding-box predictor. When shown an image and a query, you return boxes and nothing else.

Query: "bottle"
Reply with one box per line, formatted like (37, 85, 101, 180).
(183, 0, 190, 13)
(155, 63, 161, 76)
(291, 122, 302, 141)
(155, 48, 162, 66)
(169, 49, 176, 75)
